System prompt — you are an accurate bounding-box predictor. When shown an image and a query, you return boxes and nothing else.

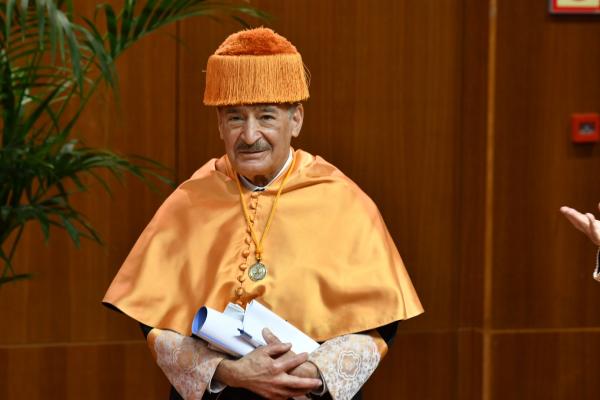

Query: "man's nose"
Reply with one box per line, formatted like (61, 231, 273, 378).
(240, 116, 261, 144)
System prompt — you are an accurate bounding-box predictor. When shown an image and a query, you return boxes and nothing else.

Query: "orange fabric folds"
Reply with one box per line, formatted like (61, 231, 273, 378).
(103, 150, 423, 341)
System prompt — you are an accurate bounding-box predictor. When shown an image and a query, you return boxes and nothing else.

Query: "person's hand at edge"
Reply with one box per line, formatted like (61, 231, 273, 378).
(560, 203, 600, 246)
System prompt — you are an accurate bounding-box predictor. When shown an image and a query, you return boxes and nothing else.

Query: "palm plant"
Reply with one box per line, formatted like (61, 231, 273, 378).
(0, 0, 267, 286)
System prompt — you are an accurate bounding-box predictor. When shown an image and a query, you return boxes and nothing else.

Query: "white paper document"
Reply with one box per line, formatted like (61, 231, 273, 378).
(191, 300, 320, 357)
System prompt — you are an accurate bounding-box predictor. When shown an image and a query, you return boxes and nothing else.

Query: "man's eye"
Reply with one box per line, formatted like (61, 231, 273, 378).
(228, 116, 242, 122)
(260, 115, 275, 120)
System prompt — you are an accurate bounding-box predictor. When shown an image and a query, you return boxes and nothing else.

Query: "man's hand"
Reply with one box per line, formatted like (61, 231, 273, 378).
(560, 204, 600, 246)
(288, 362, 319, 379)
(214, 328, 322, 399)
(262, 329, 322, 389)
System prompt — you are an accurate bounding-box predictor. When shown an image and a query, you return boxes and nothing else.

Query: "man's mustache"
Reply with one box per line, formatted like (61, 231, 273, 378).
(235, 139, 272, 152)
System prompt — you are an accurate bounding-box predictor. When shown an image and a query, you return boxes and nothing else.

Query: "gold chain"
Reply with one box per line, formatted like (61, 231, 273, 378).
(229, 153, 296, 262)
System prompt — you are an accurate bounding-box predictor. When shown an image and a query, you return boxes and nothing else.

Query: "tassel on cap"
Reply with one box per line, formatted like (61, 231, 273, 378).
(203, 28, 310, 106)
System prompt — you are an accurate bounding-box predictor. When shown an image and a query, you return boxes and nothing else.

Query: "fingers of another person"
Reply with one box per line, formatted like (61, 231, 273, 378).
(561, 206, 586, 227)
(562, 207, 600, 245)
(561, 206, 589, 232)
(586, 213, 600, 246)
(586, 213, 596, 223)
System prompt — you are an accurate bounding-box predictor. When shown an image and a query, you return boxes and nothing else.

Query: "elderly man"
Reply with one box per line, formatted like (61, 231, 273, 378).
(104, 28, 423, 400)
(560, 204, 600, 282)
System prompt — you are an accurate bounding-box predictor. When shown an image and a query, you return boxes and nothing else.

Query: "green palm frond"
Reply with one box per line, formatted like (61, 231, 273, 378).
(0, 0, 268, 286)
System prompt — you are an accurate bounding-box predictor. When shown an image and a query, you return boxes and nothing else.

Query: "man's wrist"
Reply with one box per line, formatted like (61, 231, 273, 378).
(214, 358, 239, 388)
(307, 361, 327, 395)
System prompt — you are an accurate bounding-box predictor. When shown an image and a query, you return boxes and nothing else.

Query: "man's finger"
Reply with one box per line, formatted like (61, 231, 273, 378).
(262, 327, 282, 345)
(273, 352, 308, 372)
(586, 213, 597, 232)
(560, 206, 587, 224)
(273, 348, 298, 365)
(264, 342, 292, 357)
(587, 214, 600, 245)
(278, 374, 323, 390)
(561, 207, 588, 232)
(564, 212, 587, 233)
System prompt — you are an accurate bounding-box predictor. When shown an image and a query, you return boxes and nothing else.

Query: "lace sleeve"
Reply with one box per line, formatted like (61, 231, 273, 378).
(308, 331, 387, 400)
(147, 329, 227, 400)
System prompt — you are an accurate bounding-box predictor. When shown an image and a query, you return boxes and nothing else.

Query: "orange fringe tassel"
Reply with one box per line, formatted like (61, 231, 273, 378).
(203, 54, 310, 106)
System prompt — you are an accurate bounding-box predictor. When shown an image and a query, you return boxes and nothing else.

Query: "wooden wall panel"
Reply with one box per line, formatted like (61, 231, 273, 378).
(491, 332, 600, 399)
(0, 342, 169, 399)
(458, 0, 490, 330)
(458, 330, 484, 400)
(364, 332, 459, 399)
(364, 330, 483, 400)
(492, 0, 600, 329)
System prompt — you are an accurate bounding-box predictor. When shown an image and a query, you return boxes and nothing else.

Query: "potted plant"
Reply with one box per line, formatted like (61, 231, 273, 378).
(0, 0, 266, 286)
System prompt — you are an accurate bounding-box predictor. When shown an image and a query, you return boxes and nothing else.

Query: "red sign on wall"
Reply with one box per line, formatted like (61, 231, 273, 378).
(550, 0, 600, 14)
(571, 113, 600, 144)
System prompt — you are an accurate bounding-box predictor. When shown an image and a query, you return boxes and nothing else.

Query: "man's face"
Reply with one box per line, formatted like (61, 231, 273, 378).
(217, 103, 304, 184)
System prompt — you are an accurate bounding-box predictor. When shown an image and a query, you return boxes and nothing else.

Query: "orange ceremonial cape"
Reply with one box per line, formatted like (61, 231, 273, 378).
(103, 149, 423, 341)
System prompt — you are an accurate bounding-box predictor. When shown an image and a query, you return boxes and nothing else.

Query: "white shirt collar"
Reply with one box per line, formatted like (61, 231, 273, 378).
(239, 149, 293, 192)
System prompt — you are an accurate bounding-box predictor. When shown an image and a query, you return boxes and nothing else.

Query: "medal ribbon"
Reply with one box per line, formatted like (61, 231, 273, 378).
(230, 152, 296, 263)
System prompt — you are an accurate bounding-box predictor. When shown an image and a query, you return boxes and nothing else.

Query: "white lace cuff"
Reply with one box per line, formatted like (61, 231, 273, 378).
(308, 334, 381, 400)
(150, 329, 226, 400)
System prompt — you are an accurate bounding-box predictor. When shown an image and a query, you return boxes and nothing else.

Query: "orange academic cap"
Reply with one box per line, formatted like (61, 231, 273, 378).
(203, 27, 310, 106)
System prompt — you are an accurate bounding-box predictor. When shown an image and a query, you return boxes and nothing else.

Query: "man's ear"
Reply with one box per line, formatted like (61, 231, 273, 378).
(291, 103, 304, 138)
(216, 108, 224, 140)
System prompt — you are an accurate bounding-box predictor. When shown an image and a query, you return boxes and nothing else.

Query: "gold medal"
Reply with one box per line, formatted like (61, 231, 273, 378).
(248, 262, 267, 281)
